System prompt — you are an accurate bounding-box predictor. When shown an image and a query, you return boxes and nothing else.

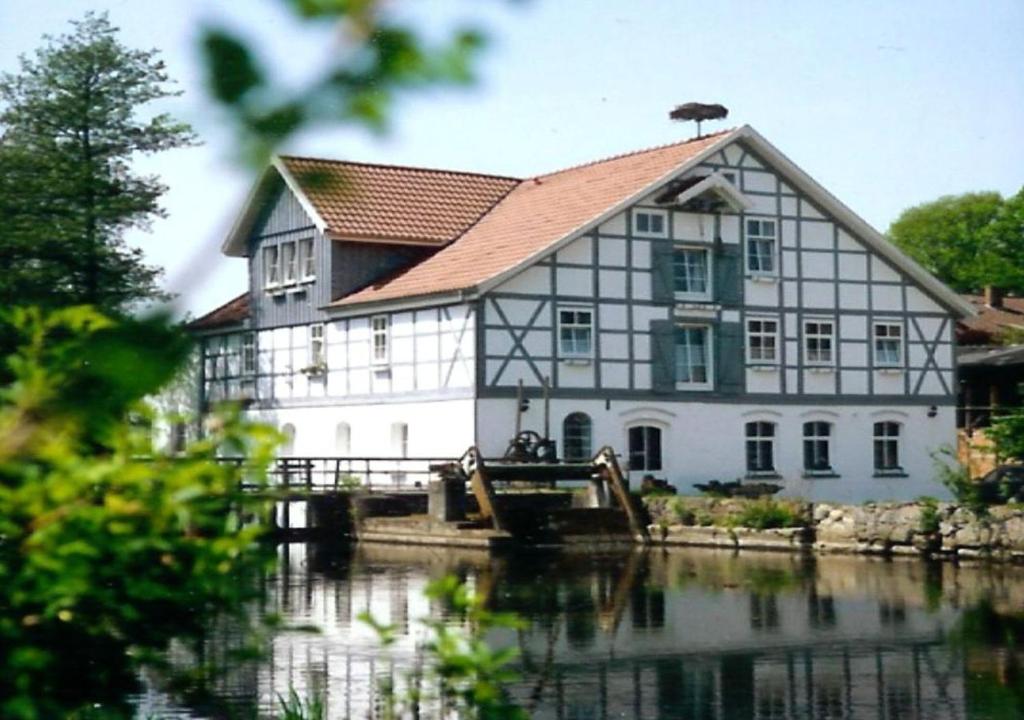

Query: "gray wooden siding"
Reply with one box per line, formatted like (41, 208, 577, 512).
(331, 242, 433, 299)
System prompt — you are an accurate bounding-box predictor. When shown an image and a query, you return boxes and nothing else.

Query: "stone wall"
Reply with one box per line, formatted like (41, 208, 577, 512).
(643, 495, 1024, 562)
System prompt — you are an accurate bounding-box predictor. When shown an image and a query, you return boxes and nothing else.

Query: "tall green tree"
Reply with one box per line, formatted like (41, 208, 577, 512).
(0, 13, 195, 312)
(888, 190, 1024, 295)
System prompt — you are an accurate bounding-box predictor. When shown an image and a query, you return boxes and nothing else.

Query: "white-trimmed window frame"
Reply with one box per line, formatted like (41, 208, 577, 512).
(557, 306, 594, 360)
(803, 317, 835, 367)
(873, 320, 904, 369)
(263, 245, 281, 289)
(672, 245, 713, 301)
(674, 323, 714, 391)
(299, 237, 316, 282)
(633, 209, 668, 238)
(745, 218, 778, 277)
(873, 421, 904, 475)
(281, 240, 298, 285)
(241, 332, 256, 375)
(802, 420, 835, 475)
(746, 316, 779, 366)
(371, 315, 390, 366)
(309, 323, 325, 367)
(745, 421, 777, 476)
(627, 423, 664, 472)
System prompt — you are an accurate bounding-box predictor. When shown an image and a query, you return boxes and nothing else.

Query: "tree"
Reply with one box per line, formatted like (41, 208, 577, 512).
(887, 190, 1024, 295)
(0, 13, 196, 312)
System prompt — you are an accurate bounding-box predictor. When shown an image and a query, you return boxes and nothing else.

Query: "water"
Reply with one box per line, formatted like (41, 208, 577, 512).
(140, 544, 1024, 719)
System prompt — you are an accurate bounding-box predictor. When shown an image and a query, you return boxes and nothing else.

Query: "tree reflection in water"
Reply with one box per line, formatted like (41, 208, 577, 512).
(139, 544, 1024, 719)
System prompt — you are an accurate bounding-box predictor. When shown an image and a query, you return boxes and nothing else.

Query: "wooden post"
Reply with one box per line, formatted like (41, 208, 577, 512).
(593, 446, 648, 543)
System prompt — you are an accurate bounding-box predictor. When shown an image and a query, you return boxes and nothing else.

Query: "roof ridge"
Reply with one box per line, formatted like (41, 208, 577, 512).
(278, 154, 521, 183)
(534, 128, 737, 179)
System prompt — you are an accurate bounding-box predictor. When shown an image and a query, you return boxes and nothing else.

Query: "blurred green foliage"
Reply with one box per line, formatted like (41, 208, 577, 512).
(200, 0, 487, 164)
(0, 306, 278, 719)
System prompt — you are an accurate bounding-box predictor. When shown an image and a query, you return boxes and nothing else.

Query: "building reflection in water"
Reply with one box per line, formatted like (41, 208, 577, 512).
(150, 543, 1024, 719)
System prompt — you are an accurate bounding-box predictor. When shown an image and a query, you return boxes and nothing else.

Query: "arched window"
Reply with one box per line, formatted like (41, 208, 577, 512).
(802, 421, 832, 473)
(745, 421, 776, 474)
(628, 425, 662, 472)
(563, 413, 592, 461)
(873, 422, 902, 473)
(280, 423, 296, 457)
(335, 422, 351, 456)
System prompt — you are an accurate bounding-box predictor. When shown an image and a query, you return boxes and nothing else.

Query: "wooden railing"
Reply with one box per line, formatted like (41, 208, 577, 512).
(221, 456, 456, 493)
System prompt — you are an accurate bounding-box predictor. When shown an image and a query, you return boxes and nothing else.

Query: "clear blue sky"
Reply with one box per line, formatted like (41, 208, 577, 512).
(1, 0, 1021, 317)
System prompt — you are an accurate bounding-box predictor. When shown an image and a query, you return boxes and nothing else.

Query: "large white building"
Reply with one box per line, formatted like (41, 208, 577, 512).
(189, 125, 972, 502)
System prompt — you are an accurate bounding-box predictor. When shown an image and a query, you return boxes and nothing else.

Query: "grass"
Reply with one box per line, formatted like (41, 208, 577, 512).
(668, 497, 805, 530)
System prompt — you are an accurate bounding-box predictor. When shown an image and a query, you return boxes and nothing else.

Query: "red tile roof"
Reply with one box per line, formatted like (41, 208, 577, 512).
(279, 156, 519, 246)
(331, 130, 735, 307)
(958, 295, 1024, 344)
(187, 292, 250, 331)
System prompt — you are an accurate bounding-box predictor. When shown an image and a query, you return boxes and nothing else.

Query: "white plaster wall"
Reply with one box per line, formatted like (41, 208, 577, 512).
(476, 398, 956, 504)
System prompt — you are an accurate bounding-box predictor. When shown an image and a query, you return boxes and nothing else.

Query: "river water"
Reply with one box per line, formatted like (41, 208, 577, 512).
(139, 543, 1024, 719)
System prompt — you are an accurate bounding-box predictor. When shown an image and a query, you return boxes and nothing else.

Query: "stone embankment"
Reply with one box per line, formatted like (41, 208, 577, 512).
(642, 496, 1024, 561)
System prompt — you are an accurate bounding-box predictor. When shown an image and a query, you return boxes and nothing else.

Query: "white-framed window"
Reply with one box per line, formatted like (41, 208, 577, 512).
(558, 307, 593, 358)
(282, 241, 298, 284)
(299, 237, 316, 281)
(335, 422, 351, 455)
(563, 412, 593, 461)
(746, 219, 777, 275)
(628, 425, 662, 471)
(675, 325, 712, 389)
(280, 423, 296, 457)
(673, 247, 711, 300)
(873, 322, 903, 367)
(803, 421, 833, 473)
(391, 422, 409, 458)
(242, 333, 256, 375)
(747, 318, 779, 364)
(263, 245, 281, 288)
(309, 323, 325, 366)
(633, 209, 668, 237)
(745, 421, 776, 474)
(804, 319, 834, 366)
(371, 315, 390, 365)
(873, 421, 902, 473)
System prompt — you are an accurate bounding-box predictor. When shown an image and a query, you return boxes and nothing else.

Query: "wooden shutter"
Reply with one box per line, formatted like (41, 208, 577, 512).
(715, 243, 742, 306)
(650, 320, 676, 393)
(650, 239, 675, 304)
(716, 321, 744, 395)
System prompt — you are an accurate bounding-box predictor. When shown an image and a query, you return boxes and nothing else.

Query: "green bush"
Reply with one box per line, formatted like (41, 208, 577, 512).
(918, 497, 942, 534)
(0, 307, 278, 718)
(731, 499, 805, 530)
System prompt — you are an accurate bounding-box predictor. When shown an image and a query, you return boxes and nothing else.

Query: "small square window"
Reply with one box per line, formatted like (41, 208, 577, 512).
(874, 322, 903, 367)
(634, 210, 667, 237)
(559, 308, 593, 358)
(804, 319, 834, 366)
(673, 247, 711, 300)
(747, 318, 779, 364)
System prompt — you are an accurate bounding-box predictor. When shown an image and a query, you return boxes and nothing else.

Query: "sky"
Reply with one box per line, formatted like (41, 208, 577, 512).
(1, 0, 1022, 318)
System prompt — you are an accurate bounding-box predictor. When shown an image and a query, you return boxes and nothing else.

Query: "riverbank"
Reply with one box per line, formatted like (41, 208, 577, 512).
(643, 496, 1024, 562)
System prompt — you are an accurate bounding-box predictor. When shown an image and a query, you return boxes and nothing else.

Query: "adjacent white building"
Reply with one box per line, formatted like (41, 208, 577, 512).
(189, 125, 973, 502)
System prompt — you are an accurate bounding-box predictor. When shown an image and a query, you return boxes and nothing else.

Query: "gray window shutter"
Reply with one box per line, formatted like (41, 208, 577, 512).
(716, 321, 744, 395)
(650, 239, 675, 304)
(715, 243, 741, 306)
(651, 320, 676, 393)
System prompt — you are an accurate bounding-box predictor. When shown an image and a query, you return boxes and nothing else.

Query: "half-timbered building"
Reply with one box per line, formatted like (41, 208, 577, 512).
(189, 125, 973, 502)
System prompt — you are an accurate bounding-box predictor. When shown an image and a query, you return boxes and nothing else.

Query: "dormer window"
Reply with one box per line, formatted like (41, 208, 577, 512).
(634, 210, 668, 237)
(263, 246, 281, 288)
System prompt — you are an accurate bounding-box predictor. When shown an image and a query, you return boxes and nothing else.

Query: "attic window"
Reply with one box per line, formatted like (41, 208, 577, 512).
(634, 210, 667, 237)
(263, 246, 281, 288)
(300, 238, 315, 281)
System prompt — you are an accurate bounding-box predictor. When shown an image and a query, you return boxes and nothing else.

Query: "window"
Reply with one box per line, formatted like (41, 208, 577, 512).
(335, 422, 351, 455)
(309, 324, 324, 366)
(746, 219, 777, 275)
(559, 308, 593, 358)
(803, 421, 833, 473)
(242, 333, 256, 375)
(804, 320, 834, 365)
(263, 245, 281, 288)
(628, 425, 662, 471)
(281, 423, 296, 457)
(747, 318, 778, 364)
(745, 421, 776, 474)
(391, 422, 409, 458)
(563, 413, 593, 461)
(299, 237, 316, 281)
(371, 315, 389, 365)
(282, 241, 298, 284)
(873, 422, 902, 473)
(675, 325, 712, 388)
(673, 247, 711, 299)
(634, 210, 667, 237)
(874, 322, 903, 367)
